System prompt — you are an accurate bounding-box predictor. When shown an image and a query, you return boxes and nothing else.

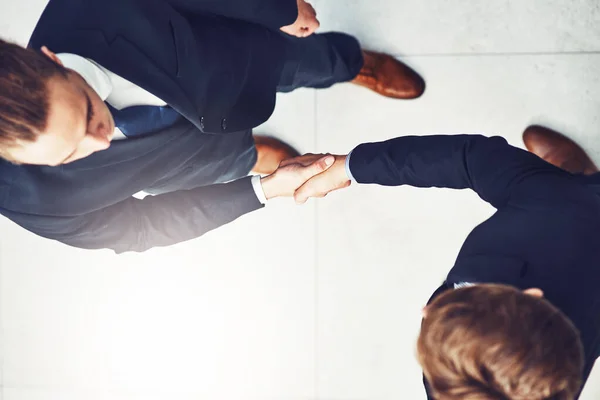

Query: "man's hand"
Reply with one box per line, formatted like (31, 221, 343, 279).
(280, 154, 351, 204)
(260, 154, 334, 200)
(280, 0, 320, 38)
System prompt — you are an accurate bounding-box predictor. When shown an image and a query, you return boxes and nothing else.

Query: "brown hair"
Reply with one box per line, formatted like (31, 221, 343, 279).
(0, 38, 67, 162)
(417, 284, 584, 400)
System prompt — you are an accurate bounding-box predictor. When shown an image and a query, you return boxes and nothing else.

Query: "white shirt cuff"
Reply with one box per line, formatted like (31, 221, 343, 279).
(345, 150, 357, 183)
(251, 175, 268, 205)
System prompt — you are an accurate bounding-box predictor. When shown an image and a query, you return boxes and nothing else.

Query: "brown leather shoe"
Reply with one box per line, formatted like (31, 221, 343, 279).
(522, 125, 598, 175)
(350, 50, 425, 99)
(252, 135, 300, 175)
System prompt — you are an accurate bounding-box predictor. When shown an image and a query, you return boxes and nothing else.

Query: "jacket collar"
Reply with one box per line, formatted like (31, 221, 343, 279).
(50, 29, 202, 131)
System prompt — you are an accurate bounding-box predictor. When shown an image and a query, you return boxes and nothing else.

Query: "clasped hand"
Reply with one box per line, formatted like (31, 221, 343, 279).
(280, 0, 320, 38)
(260, 153, 351, 204)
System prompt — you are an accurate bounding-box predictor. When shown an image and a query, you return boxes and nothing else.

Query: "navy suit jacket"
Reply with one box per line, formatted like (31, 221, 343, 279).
(349, 134, 600, 397)
(0, 0, 297, 253)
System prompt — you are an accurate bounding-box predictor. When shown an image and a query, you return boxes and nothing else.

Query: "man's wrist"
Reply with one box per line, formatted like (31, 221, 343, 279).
(344, 150, 356, 182)
(260, 175, 278, 200)
(335, 154, 351, 183)
(251, 175, 268, 204)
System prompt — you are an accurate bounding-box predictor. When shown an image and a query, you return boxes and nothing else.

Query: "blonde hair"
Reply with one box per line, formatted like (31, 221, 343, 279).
(417, 284, 584, 400)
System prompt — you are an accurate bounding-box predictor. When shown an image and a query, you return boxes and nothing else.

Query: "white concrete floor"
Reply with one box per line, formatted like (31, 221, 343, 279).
(1, 0, 599, 399)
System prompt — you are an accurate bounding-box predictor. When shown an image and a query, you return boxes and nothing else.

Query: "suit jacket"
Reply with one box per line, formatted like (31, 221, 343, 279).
(349, 134, 600, 397)
(0, 0, 297, 253)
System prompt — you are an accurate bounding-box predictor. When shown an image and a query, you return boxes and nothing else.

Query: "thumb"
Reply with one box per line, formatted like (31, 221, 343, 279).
(303, 155, 334, 179)
(295, 156, 333, 204)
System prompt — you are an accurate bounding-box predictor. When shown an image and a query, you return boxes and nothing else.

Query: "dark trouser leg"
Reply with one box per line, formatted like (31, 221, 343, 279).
(276, 32, 364, 93)
(581, 172, 600, 196)
(145, 128, 256, 195)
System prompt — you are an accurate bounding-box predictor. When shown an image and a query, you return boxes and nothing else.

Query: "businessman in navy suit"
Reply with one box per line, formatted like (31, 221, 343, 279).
(289, 127, 600, 399)
(0, 0, 424, 253)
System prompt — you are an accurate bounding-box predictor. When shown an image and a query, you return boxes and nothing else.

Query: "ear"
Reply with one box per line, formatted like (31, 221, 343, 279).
(40, 46, 63, 66)
(422, 305, 429, 319)
(523, 288, 544, 298)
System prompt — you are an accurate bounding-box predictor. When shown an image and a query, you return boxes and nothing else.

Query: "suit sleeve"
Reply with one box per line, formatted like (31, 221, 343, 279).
(6, 177, 263, 254)
(165, 0, 299, 30)
(348, 134, 586, 209)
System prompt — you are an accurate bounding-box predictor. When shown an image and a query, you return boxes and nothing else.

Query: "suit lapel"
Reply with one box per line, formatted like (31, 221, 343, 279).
(47, 29, 202, 131)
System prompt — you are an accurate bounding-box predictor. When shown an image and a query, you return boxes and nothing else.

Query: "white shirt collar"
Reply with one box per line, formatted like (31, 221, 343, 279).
(56, 53, 113, 101)
(454, 282, 475, 289)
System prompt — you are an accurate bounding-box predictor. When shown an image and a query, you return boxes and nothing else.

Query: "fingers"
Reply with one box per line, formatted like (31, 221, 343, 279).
(279, 154, 314, 167)
(302, 18, 320, 37)
(279, 153, 324, 168)
(288, 156, 333, 197)
(281, 0, 319, 38)
(306, 3, 319, 35)
(294, 171, 350, 205)
(305, 2, 317, 19)
(299, 15, 320, 37)
(279, 17, 318, 38)
(294, 174, 327, 204)
(299, 5, 319, 38)
(302, 155, 334, 179)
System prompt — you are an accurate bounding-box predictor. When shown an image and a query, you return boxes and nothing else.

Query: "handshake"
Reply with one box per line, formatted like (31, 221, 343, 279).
(260, 153, 352, 204)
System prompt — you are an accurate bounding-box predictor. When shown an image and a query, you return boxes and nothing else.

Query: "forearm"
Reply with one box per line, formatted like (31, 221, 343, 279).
(348, 135, 484, 188)
(260, 173, 284, 200)
(13, 177, 262, 253)
(347, 134, 567, 208)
